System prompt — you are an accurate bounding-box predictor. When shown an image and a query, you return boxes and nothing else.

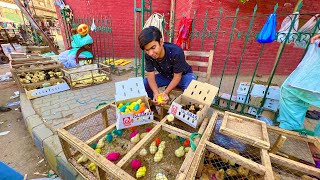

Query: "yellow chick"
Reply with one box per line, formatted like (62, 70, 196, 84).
(88, 162, 96, 172)
(131, 134, 140, 144)
(140, 132, 148, 139)
(175, 146, 185, 157)
(139, 148, 148, 157)
(226, 168, 238, 177)
(167, 114, 175, 122)
(237, 166, 249, 176)
(158, 141, 166, 151)
(154, 151, 163, 162)
(136, 166, 146, 178)
(96, 138, 105, 149)
(77, 155, 88, 163)
(184, 147, 191, 153)
(168, 133, 177, 139)
(155, 172, 168, 180)
(149, 141, 157, 154)
(95, 148, 102, 154)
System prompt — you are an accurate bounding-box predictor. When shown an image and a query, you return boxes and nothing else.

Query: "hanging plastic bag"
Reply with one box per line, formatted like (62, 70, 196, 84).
(176, 17, 193, 50)
(91, 18, 96, 32)
(294, 14, 320, 49)
(143, 13, 164, 39)
(257, 13, 277, 43)
(278, 40, 320, 131)
(277, 12, 299, 44)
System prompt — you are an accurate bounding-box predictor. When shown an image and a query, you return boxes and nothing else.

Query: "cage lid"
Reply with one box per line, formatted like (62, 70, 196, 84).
(183, 80, 219, 105)
(115, 77, 147, 101)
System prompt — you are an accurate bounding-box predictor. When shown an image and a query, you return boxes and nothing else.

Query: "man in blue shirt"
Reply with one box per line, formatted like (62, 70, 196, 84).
(138, 26, 196, 105)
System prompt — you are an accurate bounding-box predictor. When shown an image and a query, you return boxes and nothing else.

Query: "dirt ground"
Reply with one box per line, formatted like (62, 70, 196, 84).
(0, 64, 50, 179)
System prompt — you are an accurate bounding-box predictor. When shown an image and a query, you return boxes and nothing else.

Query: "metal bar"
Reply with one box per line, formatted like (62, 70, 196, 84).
(189, 10, 197, 51)
(258, 0, 303, 114)
(217, 8, 240, 97)
(241, 44, 265, 113)
(229, 4, 258, 110)
(103, 16, 107, 64)
(134, 0, 138, 76)
(212, 8, 223, 50)
(110, 16, 115, 62)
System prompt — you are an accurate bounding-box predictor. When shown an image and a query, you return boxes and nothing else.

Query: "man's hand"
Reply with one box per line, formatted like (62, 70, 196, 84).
(152, 92, 159, 105)
(310, 34, 320, 44)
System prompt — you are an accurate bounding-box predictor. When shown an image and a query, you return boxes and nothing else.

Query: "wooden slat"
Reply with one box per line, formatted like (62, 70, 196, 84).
(161, 123, 191, 139)
(206, 141, 266, 175)
(59, 138, 72, 159)
(184, 51, 210, 57)
(57, 129, 134, 179)
(261, 149, 275, 180)
(85, 124, 116, 145)
(116, 117, 167, 167)
(267, 126, 317, 144)
(269, 153, 320, 177)
(270, 135, 287, 154)
(101, 110, 108, 128)
(186, 60, 208, 67)
(206, 50, 214, 83)
(62, 104, 111, 130)
(185, 112, 219, 179)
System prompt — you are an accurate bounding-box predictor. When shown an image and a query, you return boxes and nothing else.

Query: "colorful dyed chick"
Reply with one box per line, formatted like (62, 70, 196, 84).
(149, 141, 157, 154)
(168, 133, 177, 139)
(130, 133, 140, 144)
(112, 129, 123, 137)
(154, 151, 163, 162)
(136, 166, 147, 178)
(88, 162, 96, 172)
(77, 155, 88, 163)
(139, 148, 148, 157)
(155, 172, 168, 180)
(96, 138, 105, 149)
(106, 132, 113, 143)
(95, 148, 102, 154)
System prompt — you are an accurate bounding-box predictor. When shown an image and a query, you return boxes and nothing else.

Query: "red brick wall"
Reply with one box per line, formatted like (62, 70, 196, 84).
(174, 0, 320, 75)
(56, 0, 319, 75)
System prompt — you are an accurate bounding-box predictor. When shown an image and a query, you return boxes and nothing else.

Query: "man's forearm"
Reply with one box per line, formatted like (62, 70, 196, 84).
(147, 75, 159, 95)
(164, 74, 182, 94)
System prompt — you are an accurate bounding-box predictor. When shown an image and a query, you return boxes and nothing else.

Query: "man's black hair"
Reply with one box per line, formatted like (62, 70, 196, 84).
(138, 26, 162, 50)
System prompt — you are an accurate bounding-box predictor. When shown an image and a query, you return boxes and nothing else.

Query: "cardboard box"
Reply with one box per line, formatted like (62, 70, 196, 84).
(115, 77, 154, 130)
(219, 93, 237, 110)
(25, 79, 70, 100)
(168, 80, 219, 128)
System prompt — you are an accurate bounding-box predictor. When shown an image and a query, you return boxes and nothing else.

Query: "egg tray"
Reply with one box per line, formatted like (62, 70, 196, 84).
(61, 63, 112, 89)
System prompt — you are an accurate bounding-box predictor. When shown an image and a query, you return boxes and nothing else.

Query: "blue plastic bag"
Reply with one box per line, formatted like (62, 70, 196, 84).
(257, 13, 277, 43)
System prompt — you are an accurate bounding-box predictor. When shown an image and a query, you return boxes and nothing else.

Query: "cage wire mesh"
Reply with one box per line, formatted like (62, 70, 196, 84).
(271, 161, 317, 180)
(197, 116, 264, 179)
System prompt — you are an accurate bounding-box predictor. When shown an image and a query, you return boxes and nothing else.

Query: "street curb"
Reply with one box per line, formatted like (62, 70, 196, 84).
(20, 93, 82, 180)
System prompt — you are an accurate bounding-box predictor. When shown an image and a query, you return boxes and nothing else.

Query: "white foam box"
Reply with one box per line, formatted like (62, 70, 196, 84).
(251, 84, 280, 100)
(168, 80, 219, 128)
(237, 82, 253, 95)
(115, 77, 154, 130)
(263, 98, 280, 112)
(247, 106, 258, 116)
(249, 96, 263, 107)
(25, 79, 70, 100)
(236, 94, 250, 104)
(219, 93, 237, 110)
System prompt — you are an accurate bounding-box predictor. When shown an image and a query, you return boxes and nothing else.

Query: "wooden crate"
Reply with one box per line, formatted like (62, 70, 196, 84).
(220, 111, 270, 150)
(187, 112, 274, 180)
(267, 126, 320, 179)
(57, 104, 215, 179)
(61, 63, 112, 89)
(24, 79, 70, 100)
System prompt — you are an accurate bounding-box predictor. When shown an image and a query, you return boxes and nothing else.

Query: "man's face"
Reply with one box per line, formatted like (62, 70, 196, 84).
(144, 40, 164, 60)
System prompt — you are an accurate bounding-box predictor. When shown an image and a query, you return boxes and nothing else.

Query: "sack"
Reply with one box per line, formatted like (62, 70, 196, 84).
(143, 13, 164, 39)
(277, 12, 299, 44)
(294, 15, 319, 48)
(257, 13, 277, 43)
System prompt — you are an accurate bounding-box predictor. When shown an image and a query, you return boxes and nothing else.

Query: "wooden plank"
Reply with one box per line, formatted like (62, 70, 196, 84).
(184, 51, 210, 57)
(161, 123, 191, 139)
(96, 167, 106, 180)
(261, 122, 270, 148)
(197, 117, 208, 134)
(226, 111, 264, 125)
(315, 138, 320, 151)
(186, 60, 208, 67)
(85, 124, 116, 145)
(269, 153, 320, 177)
(267, 126, 316, 143)
(261, 149, 275, 180)
(206, 50, 214, 83)
(63, 104, 111, 130)
(116, 118, 167, 167)
(101, 110, 108, 128)
(184, 112, 219, 179)
(57, 129, 134, 179)
(206, 141, 266, 175)
(59, 137, 72, 159)
(270, 135, 287, 154)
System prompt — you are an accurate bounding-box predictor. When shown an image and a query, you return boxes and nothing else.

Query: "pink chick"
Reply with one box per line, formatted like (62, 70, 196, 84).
(131, 159, 142, 171)
(106, 152, 120, 161)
